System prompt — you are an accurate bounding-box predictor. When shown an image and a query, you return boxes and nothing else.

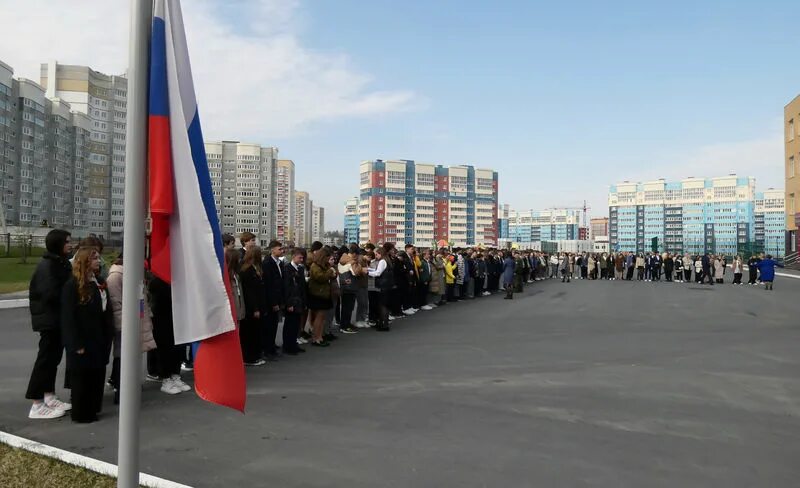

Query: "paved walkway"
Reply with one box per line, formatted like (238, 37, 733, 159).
(1, 278, 799, 487)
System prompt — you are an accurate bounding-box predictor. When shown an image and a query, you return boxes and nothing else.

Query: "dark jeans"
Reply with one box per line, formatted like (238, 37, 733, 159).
(403, 284, 417, 309)
(152, 315, 182, 379)
(263, 310, 280, 357)
(368, 290, 380, 322)
(240, 317, 262, 363)
(733, 272, 743, 284)
(748, 268, 758, 284)
(69, 367, 105, 423)
(390, 287, 403, 315)
(25, 329, 64, 400)
(377, 290, 390, 329)
(637, 267, 644, 280)
(417, 282, 429, 307)
(446, 283, 456, 302)
(684, 270, 692, 281)
(283, 312, 302, 352)
(340, 293, 356, 328)
(703, 268, 714, 285)
(626, 267, 635, 280)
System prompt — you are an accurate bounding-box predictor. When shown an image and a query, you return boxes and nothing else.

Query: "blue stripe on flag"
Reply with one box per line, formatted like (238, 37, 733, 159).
(187, 110, 224, 270)
(149, 17, 169, 117)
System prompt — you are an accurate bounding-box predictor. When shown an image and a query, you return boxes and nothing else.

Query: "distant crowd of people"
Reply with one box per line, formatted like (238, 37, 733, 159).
(506, 251, 780, 289)
(23, 228, 782, 423)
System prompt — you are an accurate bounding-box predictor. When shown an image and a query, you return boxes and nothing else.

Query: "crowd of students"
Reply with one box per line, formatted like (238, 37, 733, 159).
(22, 228, 783, 423)
(513, 251, 780, 289)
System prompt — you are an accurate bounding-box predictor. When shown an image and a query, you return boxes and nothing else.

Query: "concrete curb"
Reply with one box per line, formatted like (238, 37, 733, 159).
(0, 299, 28, 310)
(0, 430, 193, 488)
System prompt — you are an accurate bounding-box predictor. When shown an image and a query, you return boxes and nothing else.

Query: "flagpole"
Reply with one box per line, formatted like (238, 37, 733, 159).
(118, 0, 151, 486)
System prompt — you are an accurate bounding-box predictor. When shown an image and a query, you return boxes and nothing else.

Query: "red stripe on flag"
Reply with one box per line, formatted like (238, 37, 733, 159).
(148, 115, 173, 282)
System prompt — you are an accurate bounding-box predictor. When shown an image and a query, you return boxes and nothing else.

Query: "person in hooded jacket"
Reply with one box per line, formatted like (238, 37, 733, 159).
(26, 229, 74, 419)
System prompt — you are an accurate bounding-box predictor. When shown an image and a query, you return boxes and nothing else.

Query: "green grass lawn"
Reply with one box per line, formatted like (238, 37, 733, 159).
(0, 252, 119, 294)
(0, 258, 37, 294)
(0, 443, 119, 488)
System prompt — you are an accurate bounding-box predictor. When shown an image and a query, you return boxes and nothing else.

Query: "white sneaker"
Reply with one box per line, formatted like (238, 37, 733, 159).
(355, 321, 369, 328)
(44, 395, 72, 412)
(297, 337, 308, 345)
(29, 403, 66, 420)
(170, 375, 192, 392)
(145, 374, 162, 383)
(403, 309, 415, 316)
(482, 291, 491, 296)
(388, 315, 397, 321)
(421, 305, 433, 311)
(160, 378, 182, 395)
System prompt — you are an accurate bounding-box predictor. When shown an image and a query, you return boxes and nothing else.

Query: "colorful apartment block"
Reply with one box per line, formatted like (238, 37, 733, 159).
(359, 160, 498, 247)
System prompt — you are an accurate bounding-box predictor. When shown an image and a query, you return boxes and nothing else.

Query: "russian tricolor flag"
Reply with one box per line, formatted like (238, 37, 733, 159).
(148, 0, 245, 412)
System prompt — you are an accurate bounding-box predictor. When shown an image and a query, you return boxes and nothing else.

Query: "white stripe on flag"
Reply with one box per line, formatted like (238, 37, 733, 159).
(164, 0, 235, 344)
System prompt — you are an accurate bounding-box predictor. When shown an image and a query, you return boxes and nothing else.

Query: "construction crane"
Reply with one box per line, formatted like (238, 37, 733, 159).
(546, 200, 592, 228)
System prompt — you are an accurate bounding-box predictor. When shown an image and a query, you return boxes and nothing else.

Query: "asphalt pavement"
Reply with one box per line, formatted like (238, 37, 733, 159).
(1, 276, 799, 487)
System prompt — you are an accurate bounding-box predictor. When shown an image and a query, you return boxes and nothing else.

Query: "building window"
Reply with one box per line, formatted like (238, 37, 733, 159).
(789, 119, 796, 142)
(790, 155, 796, 178)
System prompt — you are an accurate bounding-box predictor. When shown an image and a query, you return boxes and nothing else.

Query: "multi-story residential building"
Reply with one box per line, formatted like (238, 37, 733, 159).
(294, 190, 312, 247)
(755, 189, 786, 257)
(359, 159, 498, 247)
(1, 60, 94, 235)
(590, 217, 609, 240)
(502, 207, 580, 248)
(205, 141, 277, 245)
(0, 61, 12, 231)
(608, 175, 758, 256)
(786, 95, 800, 256)
(343, 196, 360, 244)
(312, 206, 324, 243)
(41, 61, 128, 240)
(274, 159, 295, 243)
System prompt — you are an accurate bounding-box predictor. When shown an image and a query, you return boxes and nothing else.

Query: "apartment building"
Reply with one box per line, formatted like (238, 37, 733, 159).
(312, 206, 324, 243)
(755, 189, 786, 257)
(786, 95, 800, 255)
(205, 141, 277, 245)
(41, 61, 128, 240)
(609, 175, 760, 256)
(343, 196, 359, 245)
(294, 190, 312, 247)
(1, 60, 94, 236)
(590, 217, 609, 240)
(498, 207, 581, 248)
(274, 159, 295, 243)
(359, 159, 498, 247)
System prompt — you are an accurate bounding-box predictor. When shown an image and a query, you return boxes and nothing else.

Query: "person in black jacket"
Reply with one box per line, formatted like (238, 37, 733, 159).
(240, 246, 267, 365)
(26, 229, 74, 419)
(368, 247, 394, 331)
(60, 247, 113, 423)
(282, 249, 307, 355)
(261, 240, 285, 360)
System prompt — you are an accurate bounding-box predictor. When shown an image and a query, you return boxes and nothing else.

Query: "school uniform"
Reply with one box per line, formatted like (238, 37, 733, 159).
(61, 276, 113, 423)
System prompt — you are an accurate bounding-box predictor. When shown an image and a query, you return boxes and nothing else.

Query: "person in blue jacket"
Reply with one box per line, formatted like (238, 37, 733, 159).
(502, 251, 516, 300)
(756, 254, 780, 291)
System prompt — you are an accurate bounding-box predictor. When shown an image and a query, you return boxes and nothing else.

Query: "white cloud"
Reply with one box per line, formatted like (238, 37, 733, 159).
(1, 0, 418, 140)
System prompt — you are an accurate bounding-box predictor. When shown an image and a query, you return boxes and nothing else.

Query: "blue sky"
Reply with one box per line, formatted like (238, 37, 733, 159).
(4, 0, 797, 230)
(270, 0, 797, 227)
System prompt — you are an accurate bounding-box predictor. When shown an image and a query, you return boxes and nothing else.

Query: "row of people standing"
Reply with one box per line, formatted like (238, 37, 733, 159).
(517, 251, 779, 289)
